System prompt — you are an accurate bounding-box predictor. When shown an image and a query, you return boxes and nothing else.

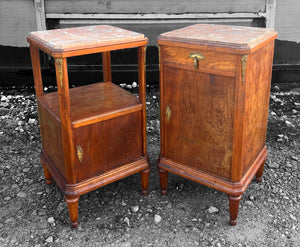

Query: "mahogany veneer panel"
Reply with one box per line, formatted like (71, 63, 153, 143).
(73, 112, 143, 183)
(163, 66, 235, 179)
(158, 24, 277, 225)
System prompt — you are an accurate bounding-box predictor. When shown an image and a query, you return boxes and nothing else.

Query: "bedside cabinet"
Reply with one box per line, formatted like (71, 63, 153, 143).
(157, 24, 277, 225)
(27, 25, 150, 227)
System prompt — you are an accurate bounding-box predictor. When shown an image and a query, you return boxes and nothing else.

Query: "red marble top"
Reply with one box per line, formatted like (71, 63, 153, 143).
(159, 24, 277, 50)
(27, 25, 146, 53)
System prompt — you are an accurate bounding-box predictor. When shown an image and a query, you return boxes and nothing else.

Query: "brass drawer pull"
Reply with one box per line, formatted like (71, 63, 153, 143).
(189, 52, 205, 70)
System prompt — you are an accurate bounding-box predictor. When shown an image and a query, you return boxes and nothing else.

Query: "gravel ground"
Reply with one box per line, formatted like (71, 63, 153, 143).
(0, 83, 299, 247)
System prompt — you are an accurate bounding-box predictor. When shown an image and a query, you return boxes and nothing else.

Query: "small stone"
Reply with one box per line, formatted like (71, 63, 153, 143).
(23, 168, 30, 173)
(45, 236, 53, 243)
(17, 192, 27, 198)
(291, 156, 299, 161)
(44, 87, 48, 91)
(153, 95, 157, 99)
(184, 225, 192, 233)
(249, 195, 255, 200)
(154, 214, 162, 224)
(123, 217, 130, 226)
(2, 102, 9, 108)
(126, 85, 132, 89)
(1, 95, 7, 101)
(130, 205, 139, 213)
(208, 206, 219, 214)
(292, 109, 298, 114)
(146, 102, 150, 105)
(290, 214, 297, 221)
(0, 107, 9, 115)
(268, 162, 279, 169)
(120, 242, 131, 247)
(28, 118, 36, 124)
(4, 197, 11, 201)
(119, 83, 126, 88)
(166, 202, 173, 209)
(48, 217, 55, 224)
(285, 120, 295, 128)
(273, 85, 280, 91)
(245, 200, 254, 207)
(294, 102, 300, 109)
(132, 82, 137, 88)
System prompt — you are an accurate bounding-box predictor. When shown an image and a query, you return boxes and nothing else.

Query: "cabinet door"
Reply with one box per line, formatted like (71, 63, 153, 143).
(162, 66, 235, 179)
(73, 111, 143, 183)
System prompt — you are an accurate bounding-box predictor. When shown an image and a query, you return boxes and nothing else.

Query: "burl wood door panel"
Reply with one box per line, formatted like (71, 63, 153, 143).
(73, 112, 143, 183)
(162, 66, 235, 179)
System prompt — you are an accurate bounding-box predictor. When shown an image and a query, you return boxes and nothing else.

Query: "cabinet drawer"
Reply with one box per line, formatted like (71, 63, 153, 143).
(161, 46, 237, 74)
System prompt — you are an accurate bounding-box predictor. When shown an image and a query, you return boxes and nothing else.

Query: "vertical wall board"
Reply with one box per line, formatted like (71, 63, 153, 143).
(45, 0, 266, 14)
(275, 0, 300, 42)
(0, 0, 37, 47)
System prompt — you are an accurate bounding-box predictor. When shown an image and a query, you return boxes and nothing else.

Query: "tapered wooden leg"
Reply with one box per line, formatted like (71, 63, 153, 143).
(228, 194, 242, 226)
(159, 168, 168, 195)
(42, 162, 52, 185)
(256, 162, 265, 182)
(65, 196, 79, 228)
(140, 168, 150, 195)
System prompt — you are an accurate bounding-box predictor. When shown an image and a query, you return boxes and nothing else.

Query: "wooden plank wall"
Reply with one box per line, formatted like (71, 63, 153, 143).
(275, 0, 300, 42)
(45, 0, 268, 46)
(45, 0, 266, 13)
(0, 0, 36, 47)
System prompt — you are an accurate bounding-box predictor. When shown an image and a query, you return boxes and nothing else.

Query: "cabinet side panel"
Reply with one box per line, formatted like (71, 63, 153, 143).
(38, 101, 65, 177)
(243, 41, 275, 175)
(163, 66, 235, 179)
(73, 111, 143, 183)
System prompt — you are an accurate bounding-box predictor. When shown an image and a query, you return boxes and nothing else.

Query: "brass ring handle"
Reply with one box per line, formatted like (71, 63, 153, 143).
(188, 52, 205, 70)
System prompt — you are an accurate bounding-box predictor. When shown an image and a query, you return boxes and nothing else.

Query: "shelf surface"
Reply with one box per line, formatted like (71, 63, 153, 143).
(38, 82, 141, 127)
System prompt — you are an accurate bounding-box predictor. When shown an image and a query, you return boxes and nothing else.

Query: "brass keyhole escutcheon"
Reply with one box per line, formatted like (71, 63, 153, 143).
(166, 106, 171, 122)
(188, 52, 205, 70)
(76, 145, 83, 163)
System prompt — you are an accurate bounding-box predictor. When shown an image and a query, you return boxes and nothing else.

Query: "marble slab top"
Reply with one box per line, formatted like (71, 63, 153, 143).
(159, 24, 277, 50)
(27, 25, 146, 53)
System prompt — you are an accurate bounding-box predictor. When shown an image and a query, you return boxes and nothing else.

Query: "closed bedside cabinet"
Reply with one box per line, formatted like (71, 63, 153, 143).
(157, 24, 277, 225)
(27, 25, 150, 227)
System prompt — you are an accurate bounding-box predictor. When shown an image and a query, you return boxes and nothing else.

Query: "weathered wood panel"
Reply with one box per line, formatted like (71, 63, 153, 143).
(45, 0, 266, 14)
(0, 0, 37, 47)
(275, 0, 300, 42)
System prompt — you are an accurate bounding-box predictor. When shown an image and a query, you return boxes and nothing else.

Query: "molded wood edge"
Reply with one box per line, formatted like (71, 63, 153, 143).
(41, 149, 150, 197)
(158, 146, 267, 196)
